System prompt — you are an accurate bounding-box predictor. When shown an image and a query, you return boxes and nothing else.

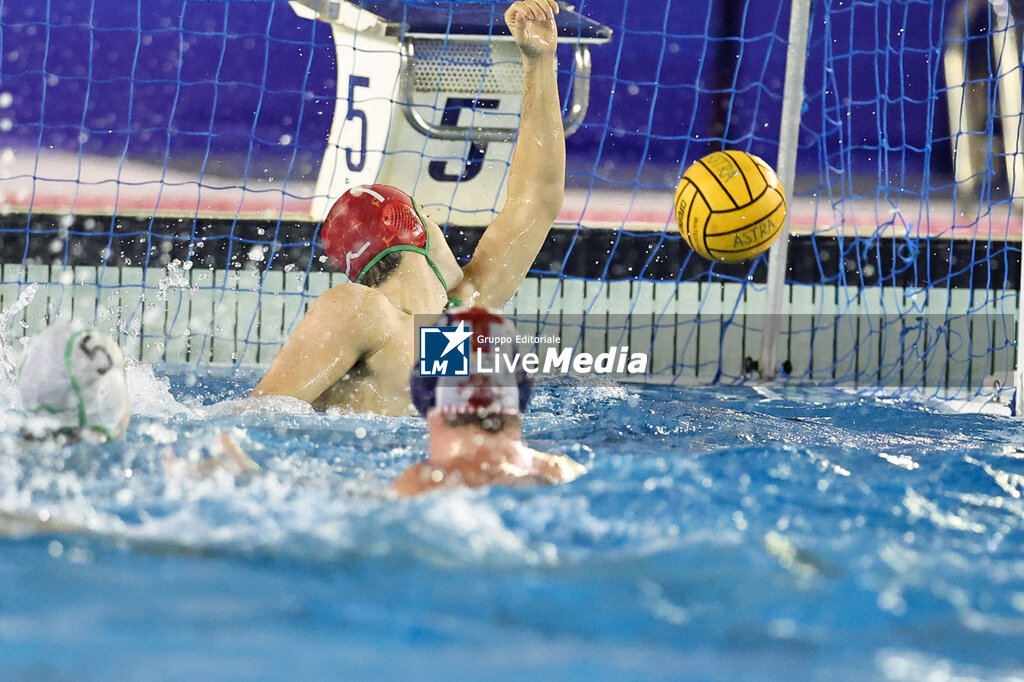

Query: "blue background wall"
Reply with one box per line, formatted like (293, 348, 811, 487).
(0, 0, 958, 189)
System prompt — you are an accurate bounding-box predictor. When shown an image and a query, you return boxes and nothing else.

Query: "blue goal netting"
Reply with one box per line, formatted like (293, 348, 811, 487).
(0, 0, 1020, 402)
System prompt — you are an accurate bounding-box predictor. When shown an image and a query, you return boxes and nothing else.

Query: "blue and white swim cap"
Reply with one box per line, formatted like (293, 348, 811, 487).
(410, 307, 532, 417)
(16, 322, 130, 440)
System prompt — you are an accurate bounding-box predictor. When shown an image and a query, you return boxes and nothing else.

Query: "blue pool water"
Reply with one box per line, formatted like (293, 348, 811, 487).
(1, 364, 1023, 680)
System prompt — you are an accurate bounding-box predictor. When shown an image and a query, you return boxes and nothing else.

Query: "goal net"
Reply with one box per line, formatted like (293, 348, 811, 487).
(0, 0, 1020, 406)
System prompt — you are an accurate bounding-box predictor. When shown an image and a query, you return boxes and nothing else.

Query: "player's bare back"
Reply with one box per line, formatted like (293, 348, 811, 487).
(250, 0, 564, 414)
(308, 301, 416, 414)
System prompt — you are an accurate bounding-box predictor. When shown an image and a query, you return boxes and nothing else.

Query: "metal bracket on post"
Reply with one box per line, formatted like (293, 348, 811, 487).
(288, 0, 390, 36)
(399, 39, 595, 142)
(759, 0, 813, 380)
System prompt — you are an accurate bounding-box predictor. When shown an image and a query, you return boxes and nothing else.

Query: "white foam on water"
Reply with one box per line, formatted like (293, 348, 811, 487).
(125, 360, 190, 418)
(0, 398, 557, 568)
(402, 492, 550, 567)
(196, 394, 316, 418)
(875, 648, 1016, 681)
(0, 282, 37, 382)
(47, 468, 550, 568)
(123, 362, 320, 422)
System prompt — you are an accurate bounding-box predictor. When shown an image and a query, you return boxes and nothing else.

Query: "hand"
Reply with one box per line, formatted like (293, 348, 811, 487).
(504, 0, 559, 60)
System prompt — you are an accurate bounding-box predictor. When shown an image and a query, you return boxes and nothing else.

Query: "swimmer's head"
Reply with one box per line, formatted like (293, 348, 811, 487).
(321, 184, 440, 285)
(16, 323, 130, 442)
(410, 307, 532, 422)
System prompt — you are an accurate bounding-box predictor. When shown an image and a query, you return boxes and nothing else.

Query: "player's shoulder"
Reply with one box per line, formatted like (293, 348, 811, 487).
(314, 282, 398, 319)
(316, 281, 385, 306)
(391, 461, 436, 496)
(310, 283, 402, 339)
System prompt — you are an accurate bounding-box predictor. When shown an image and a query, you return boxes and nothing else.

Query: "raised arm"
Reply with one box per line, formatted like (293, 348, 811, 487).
(250, 285, 390, 403)
(454, 0, 566, 308)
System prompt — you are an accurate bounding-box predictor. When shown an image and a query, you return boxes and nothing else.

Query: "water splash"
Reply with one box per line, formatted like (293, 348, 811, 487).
(155, 259, 194, 302)
(2, 376, 1024, 678)
(0, 282, 37, 380)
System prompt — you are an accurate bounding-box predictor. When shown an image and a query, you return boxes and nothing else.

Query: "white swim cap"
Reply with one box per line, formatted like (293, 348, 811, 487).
(16, 322, 130, 440)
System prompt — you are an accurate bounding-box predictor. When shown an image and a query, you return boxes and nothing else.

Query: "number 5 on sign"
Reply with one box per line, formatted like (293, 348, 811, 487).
(298, 2, 523, 227)
(311, 30, 402, 220)
(428, 98, 500, 183)
(344, 75, 370, 172)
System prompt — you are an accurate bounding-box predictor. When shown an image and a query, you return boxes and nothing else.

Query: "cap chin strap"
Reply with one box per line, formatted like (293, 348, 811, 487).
(354, 200, 462, 310)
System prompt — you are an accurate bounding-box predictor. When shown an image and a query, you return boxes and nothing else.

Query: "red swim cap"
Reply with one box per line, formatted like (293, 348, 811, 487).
(321, 184, 427, 282)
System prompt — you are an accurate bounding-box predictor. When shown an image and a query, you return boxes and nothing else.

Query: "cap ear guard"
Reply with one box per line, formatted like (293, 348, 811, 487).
(516, 368, 533, 413)
(381, 201, 426, 246)
(410, 370, 438, 417)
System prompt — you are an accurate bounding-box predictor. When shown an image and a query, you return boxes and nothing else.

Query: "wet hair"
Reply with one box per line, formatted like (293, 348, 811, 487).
(440, 411, 521, 434)
(358, 250, 403, 287)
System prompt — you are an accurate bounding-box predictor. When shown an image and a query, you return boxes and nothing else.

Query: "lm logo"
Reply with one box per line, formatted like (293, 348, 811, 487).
(418, 322, 472, 376)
